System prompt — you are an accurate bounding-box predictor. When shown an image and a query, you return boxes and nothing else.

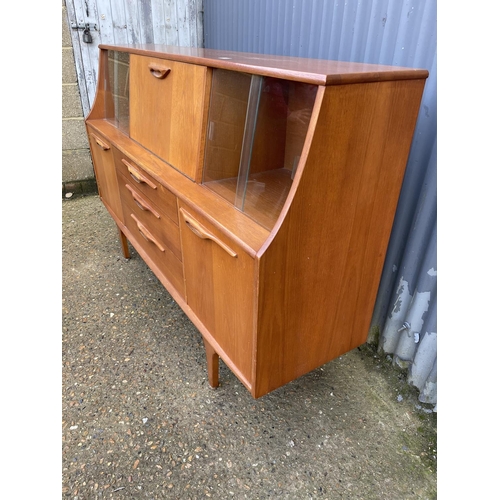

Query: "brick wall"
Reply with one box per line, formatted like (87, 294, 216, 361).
(62, 0, 96, 197)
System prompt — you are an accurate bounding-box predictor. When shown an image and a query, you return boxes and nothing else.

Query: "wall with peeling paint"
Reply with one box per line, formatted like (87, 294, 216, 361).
(204, 0, 437, 409)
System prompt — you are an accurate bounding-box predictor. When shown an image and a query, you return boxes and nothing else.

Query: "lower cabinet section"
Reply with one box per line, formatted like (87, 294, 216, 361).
(90, 133, 256, 390)
(178, 202, 255, 387)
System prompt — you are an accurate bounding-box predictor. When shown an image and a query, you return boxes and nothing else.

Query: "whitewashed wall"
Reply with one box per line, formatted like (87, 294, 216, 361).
(65, 0, 203, 116)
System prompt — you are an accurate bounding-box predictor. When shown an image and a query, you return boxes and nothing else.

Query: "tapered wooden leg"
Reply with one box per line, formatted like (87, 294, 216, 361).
(117, 226, 130, 259)
(203, 338, 219, 388)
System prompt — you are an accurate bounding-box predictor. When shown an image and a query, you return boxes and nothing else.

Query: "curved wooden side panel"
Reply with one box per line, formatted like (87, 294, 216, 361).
(257, 86, 326, 255)
(86, 49, 111, 121)
(254, 78, 426, 398)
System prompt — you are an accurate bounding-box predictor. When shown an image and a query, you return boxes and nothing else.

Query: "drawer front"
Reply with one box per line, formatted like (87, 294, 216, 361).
(118, 172, 182, 261)
(122, 196, 185, 296)
(129, 55, 208, 180)
(113, 147, 178, 225)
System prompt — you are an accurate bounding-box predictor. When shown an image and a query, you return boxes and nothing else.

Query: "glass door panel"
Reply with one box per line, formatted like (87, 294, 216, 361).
(203, 69, 318, 231)
(105, 50, 130, 135)
(203, 69, 252, 205)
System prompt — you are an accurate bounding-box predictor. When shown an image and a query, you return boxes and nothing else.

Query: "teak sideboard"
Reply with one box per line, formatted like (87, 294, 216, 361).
(85, 44, 428, 398)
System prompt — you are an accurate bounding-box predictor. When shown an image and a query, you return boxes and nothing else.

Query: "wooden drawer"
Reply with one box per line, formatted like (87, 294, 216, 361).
(118, 172, 182, 261)
(121, 194, 184, 296)
(113, 147, 178, 225)
(129, 54, 208, 181)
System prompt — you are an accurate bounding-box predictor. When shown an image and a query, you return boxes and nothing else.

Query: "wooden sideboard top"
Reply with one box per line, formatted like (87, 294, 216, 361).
(99, 44, 428, 85)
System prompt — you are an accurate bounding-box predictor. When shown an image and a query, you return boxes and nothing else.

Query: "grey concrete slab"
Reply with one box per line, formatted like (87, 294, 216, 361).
(62, 118, 90, 151)
(62, 47, 78, 84)
(62, 194, 437, 499)
(63, 84, 84, 119)
(62, 149, 94, 183)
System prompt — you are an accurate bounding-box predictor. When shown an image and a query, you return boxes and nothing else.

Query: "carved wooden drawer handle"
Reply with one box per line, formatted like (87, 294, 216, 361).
(180, 208, 237, 258)
(131, 214, 165, 252)
(121, 159, 157, 189)
(125, 184, 160, 218)
(148, 63, 171, 79)
(90, 133, 110, 150)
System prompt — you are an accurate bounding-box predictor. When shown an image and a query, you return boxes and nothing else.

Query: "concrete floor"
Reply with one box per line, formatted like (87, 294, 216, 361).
(62, 194, 436, 499)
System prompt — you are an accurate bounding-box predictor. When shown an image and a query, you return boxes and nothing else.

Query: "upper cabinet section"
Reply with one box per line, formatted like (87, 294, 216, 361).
(89, 45, 428, 232)
(203, 69, 317, 230)
(129, 55, 209, 181)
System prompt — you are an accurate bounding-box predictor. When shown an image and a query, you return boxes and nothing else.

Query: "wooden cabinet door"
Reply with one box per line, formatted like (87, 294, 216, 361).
(87, 129, 123, 223)
(129, 55, 208, 181)
(178, 203, 255, 387)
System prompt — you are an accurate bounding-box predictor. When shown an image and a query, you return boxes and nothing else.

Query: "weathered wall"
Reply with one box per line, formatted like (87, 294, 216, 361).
(62, 0, 204, 196)
(62, 0, 95, 195)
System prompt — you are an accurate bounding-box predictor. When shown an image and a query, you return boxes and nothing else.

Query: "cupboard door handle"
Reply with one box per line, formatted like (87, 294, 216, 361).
(121, 159, 157, 189)
(91, 133, 110, 150)
(180, 208, 237, 258)
(148, 63, 171, 79)
(125, 184, 160, 218)
(131, 214, 165, 252)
